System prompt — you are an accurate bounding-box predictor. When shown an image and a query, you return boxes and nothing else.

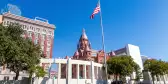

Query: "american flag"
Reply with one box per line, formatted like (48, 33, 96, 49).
(90, 1, 100, 19)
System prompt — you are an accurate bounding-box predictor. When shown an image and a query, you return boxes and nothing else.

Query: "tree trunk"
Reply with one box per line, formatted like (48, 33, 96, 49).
(29, 73, 33, 84)
(15, 71, 19, 80)
(115, 75, 119, 84)
(115, 75, 118, 81)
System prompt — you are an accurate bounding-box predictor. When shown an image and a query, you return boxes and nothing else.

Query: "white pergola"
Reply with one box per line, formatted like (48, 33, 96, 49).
(37, 58, 105, 84)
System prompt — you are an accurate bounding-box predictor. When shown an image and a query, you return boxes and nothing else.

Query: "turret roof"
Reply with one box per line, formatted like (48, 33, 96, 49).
(80, 28, 88, 39)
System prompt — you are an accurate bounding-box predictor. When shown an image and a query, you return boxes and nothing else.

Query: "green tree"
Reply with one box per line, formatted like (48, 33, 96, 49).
(35, 66, 46, 78)
(0, 24, 41, 80)
(26, 40, 41, 76)
(134, 63, 142, 81)
(0, 24, 9, 66)
(0, 24, 25, 80)
(144, 59, 168, 84)
(165, 62, 168, 74)
(34, 66, 46, 84)
(28, 65, 46, 84)
(25, 40, 42, 84)
(107, 56, 141, 82)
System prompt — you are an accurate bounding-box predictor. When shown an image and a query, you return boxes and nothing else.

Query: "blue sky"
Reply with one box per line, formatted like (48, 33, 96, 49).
(1, 0, 168, 61)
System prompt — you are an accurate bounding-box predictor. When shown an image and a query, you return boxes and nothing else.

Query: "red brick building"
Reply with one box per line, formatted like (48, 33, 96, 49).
(61, 29, 116, 79)
(0, 12, 56, 58)
(71, 29, 115, 63)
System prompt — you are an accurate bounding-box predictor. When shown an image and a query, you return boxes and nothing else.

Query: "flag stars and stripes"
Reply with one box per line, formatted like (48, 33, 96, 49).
(90, 1, 100, 19)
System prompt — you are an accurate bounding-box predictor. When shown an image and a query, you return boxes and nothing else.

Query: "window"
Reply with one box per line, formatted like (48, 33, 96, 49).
(10, 22, 12, 25)
(4, 76, 9, 80)
(48, 35, 52, 40)
(43, 34, 46, 39)
(35, 33, 38, 38)
(13, 77, 15, 80)
(43, 29, 46, 33)
(28, 31, 32, 37)
(22, 25, 24, 29)
(48, 46, 51, 49)
(7, 21, 10, 25)
(30, 26, 34, 30)
(49, 31, 52, 34)
(3, 21, 6, 25)
(47, 40, 50, 44)
(36, 28, 40, 32)
(22, 77, 27, 80)
(30, 26, 32, 30)
(47, 36, 50, 41)
(47, 51, 50, 57)
(23, 25, 26, 30)
(38, 33, 41, 38)
(26, 26, 28, 30)
(14, 22, 19, 25)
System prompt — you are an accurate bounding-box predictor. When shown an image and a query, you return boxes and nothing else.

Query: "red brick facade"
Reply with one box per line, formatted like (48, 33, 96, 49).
(70, 29, 112, 63)
(61, 29, 116, 78)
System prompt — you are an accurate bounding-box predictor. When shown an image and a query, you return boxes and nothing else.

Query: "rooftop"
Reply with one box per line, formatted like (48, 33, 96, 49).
(2, 12, 56, 29)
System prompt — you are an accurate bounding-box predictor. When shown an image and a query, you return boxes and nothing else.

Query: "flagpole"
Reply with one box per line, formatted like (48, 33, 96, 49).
(99, 0, 108, 83)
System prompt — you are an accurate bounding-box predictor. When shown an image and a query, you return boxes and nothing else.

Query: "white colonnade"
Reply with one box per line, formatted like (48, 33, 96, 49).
(36, 58, 105, 84)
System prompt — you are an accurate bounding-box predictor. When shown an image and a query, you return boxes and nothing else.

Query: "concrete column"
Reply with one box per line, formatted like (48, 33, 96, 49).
(48, 63, 52, 78)
(165, 74, 168, 82)
(96, 66, 98, 79)
(97, 67, 100, 79)
(154, 76, 157, 84)
(148, 71, 153, 84)
(158, 75, 162, 84)
(88, 65, 91, 79)
(84, 64, 86, 79)
(165, 75, 167, 82)
(67, 58, 72, 84)
(163, 75, 166, 84)
(91, 61, 95, 84)
(160, 75, 162, 84)
(77, 64, 79, 84)
(57, 63, 61, 84)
